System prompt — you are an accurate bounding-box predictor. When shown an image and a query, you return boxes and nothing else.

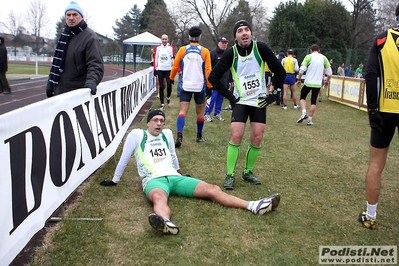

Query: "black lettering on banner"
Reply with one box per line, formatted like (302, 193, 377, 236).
(133, 81, 139, 110)
(120, 85, 127, 124)
(50, 111, 76, 187)
(73, 102, 97, 170)
(121, 78, 143, 125)
(121, 83, 134, 125)
(94, 97, 112, 154)
(100, 91, 119, 139)
(5, 126, 46, 234)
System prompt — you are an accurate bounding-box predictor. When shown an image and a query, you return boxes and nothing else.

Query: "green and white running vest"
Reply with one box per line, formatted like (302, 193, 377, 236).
(231, 41, 266, 107)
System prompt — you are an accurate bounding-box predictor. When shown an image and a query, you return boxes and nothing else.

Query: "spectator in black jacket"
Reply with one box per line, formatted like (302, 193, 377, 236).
(204, 37, 231, 122)
(0, 36, 11, 94)
(46, 1, 104, 97)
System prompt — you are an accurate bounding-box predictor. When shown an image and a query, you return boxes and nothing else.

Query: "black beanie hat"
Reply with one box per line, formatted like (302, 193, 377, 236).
(147, 109, 165, 122)
(233, 20, 252, 37)
(189, 26, 202, 37)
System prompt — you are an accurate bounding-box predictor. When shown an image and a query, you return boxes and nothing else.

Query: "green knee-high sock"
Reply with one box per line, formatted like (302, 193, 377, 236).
(244, 143, 261, 173)
(227, 142, 240, 175)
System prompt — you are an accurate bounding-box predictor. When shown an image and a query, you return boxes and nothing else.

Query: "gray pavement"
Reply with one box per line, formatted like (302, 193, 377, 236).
(7, 74, 47, 81)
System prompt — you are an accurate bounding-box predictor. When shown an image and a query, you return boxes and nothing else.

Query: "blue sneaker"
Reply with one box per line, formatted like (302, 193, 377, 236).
(251, 194, 281, 215)
(148, 213, 179, 235)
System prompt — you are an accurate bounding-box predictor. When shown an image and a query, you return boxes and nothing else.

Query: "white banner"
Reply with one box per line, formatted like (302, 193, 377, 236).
(0, 67, 156, 265)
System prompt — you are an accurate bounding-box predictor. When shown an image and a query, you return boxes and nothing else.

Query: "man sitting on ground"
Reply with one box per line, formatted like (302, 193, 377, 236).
(100, 109, 281, 235)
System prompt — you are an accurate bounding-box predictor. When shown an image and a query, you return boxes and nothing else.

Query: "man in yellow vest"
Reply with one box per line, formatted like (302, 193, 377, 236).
(358, 3, 399, 230)
(281, 49, 300, 109)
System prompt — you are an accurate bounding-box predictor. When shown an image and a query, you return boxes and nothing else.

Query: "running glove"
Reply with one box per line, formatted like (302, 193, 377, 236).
(258, 88, 282, 107)
(46, 82, 54, 98)
(368, 109, 384, 133)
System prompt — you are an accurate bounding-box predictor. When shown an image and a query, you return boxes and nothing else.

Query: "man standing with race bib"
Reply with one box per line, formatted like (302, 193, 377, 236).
(209, 20, 286, 190)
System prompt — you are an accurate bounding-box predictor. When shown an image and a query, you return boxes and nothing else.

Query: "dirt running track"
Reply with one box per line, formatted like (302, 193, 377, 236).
(0, 66, 135, 116)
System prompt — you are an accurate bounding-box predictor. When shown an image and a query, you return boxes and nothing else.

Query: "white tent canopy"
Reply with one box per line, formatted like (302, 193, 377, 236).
(123, 31, 162, 46)
(122, 31, 161, 75)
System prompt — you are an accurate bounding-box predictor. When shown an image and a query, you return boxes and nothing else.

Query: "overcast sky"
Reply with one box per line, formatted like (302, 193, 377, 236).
(0, 0, 352, 39)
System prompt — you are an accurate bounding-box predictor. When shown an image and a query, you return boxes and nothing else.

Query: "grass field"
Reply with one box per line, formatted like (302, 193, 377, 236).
(8, 63, 51, 75)
(31, 92, 399, 266)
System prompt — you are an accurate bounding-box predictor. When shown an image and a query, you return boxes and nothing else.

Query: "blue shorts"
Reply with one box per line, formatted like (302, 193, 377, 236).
(144, 175, 202, 197)
(179, 89, 206, 104)
(284, 73, 296, 85)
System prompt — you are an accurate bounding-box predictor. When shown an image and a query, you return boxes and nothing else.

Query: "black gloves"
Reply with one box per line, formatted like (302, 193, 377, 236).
(258, 88, 282, 107)
(46, 82, 54, 98)
(258, 94, 268, 108)
(86, 84, 97, 95)
(46, 89, 54, 98)
(100, 179, 117, 186)
(228, 94, 240, 109)
(170, 79, 174, 85)
(368, 109, 384, 133)
(206, 88, 212, 99)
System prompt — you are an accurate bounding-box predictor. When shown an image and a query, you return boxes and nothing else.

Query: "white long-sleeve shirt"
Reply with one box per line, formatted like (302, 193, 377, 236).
(112, 128, 180, 190)
(154, 44, 174, 71)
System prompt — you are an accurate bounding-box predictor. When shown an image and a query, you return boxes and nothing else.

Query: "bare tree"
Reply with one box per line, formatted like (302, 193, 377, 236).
(26, 0, 51, 54)
(0, 10, 25, 36)
(374, 0, 397, 33)
(26, 0, 50, 37)
(248, 0, 269, 41)
(168, 1, 198, 47)
(175, 0, 269, 47)
(184, 0, 237, 44)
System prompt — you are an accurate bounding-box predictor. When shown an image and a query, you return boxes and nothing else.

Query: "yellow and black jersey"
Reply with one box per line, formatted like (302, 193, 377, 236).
(365, 28, 399, 113)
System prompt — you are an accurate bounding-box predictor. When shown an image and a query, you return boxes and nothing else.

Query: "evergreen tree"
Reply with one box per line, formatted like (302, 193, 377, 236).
(54, 16, 65, 41)
(139, 0, 176, 44)
(113, 4, 142, 46)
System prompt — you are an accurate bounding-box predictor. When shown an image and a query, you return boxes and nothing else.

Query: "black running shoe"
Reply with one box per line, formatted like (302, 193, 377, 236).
(223, 174, 235, 190)
(175, 134, 183, 148)
(242, 171, 261, 184)
(148, 213, 179, 235)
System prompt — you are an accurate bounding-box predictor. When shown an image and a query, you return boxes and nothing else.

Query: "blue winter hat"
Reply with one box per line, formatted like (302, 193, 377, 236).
(65, 1, 84, 17)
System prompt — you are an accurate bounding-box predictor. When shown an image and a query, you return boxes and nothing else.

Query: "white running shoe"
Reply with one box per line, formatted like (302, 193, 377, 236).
(294, 104, 300, 109)
(251, 194, 281, 215)
(307, 120, 314, 125)
(223, 105, 232, 110)
(148, 213, 179, 235)
(204, 114, 213, 122)
(213, 114, 225, 121)
(282, 105, 288, 110)
(297, 113, 308, 123)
